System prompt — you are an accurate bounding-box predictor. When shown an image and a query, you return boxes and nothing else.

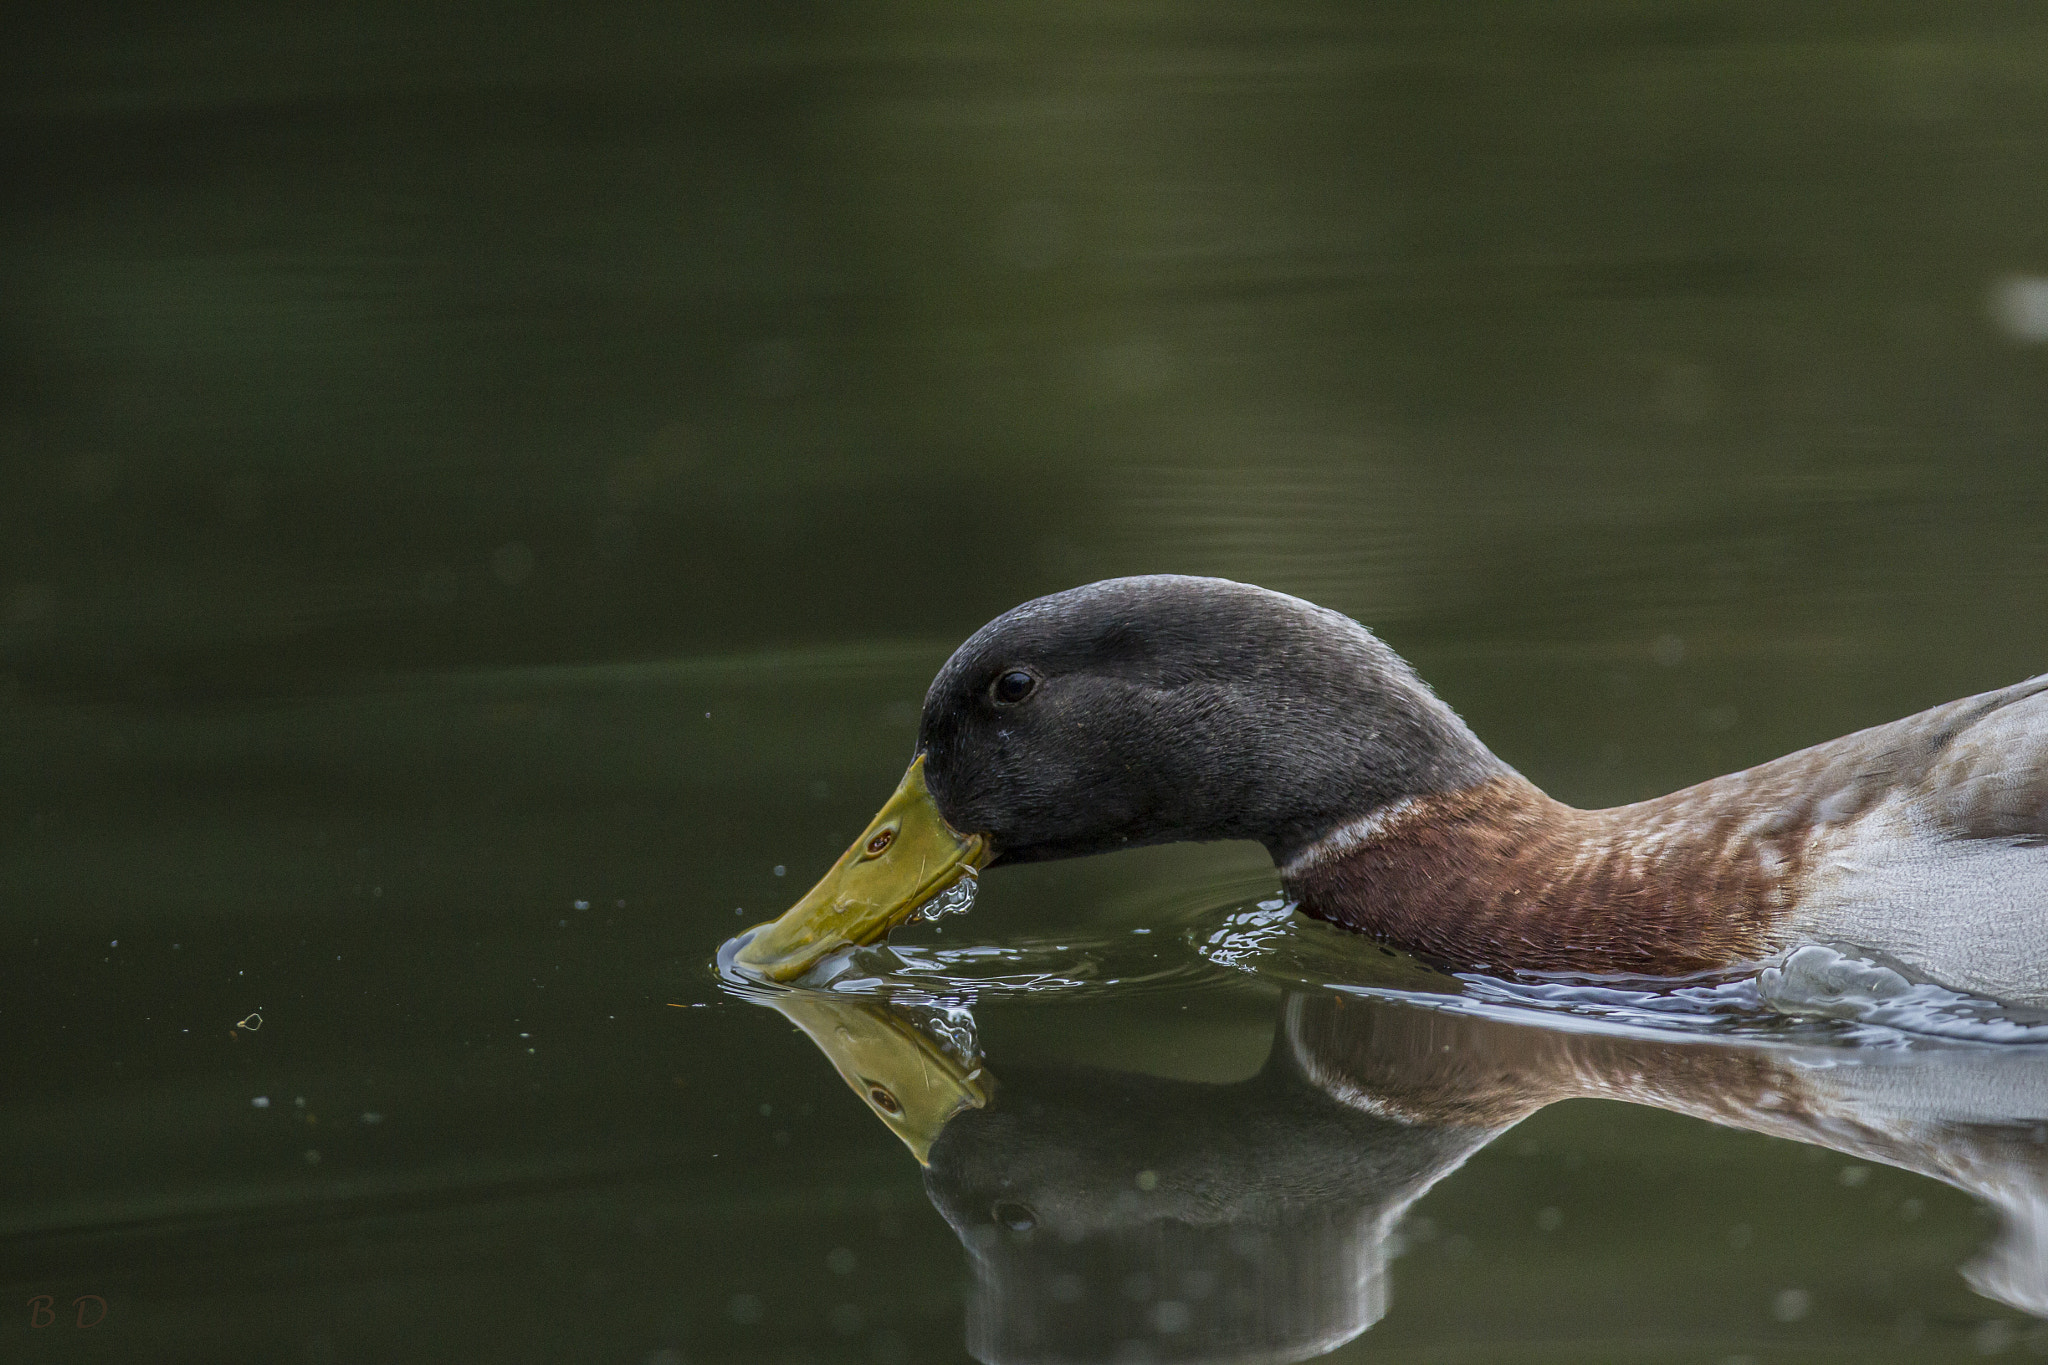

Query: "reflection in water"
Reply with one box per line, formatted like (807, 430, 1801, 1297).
(740, 982, 2048, 1364)
(756, 990, 990, 1165)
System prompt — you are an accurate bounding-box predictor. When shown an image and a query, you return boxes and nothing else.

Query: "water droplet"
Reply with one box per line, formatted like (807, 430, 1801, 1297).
(1772, 1288, 1811, 1322)
(1151, 1301, 1191, 1335)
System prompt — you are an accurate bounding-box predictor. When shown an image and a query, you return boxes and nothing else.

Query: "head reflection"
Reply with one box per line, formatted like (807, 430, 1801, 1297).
(924, 1050, 1487, 1365)
(746, 984, 2048, 1363)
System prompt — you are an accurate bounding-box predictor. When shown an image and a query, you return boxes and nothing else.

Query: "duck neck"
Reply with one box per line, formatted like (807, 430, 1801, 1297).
(1246, 659, 1514, 867)
(1276, 777, 1785, 976)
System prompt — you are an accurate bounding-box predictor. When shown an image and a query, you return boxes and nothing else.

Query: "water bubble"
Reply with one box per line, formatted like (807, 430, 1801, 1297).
(1973, 1319, 2015, 1355)
(1150, 1301, 1191, 1334)
(1772, 1288, 1811, 1322)
(1990, 275, 2048, 343)
(914, 876, 977, 922)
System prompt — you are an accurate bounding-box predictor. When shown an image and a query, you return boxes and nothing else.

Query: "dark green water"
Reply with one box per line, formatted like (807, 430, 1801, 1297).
(8, 3, 2048, 1361)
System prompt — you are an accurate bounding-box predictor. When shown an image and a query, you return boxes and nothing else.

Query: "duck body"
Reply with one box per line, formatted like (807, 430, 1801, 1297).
(741, 575, 2048, 1005)
(1283, 675, 2048, 1003)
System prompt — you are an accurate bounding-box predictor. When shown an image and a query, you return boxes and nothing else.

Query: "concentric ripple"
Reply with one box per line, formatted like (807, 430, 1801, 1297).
(714, 871, 1274, 1007)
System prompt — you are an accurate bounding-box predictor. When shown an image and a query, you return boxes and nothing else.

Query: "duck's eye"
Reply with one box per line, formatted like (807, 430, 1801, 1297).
(991, 670, 1037, 705)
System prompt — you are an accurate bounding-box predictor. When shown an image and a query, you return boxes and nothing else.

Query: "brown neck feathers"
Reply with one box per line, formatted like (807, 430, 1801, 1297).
(1280, 775, 1796, 976)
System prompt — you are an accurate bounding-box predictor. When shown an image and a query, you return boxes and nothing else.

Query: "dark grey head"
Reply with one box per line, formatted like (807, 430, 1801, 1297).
(917, 576, 1506, 867)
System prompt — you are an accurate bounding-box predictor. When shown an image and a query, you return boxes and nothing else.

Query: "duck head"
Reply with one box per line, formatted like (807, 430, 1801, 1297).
(734, 575, 1507, 980)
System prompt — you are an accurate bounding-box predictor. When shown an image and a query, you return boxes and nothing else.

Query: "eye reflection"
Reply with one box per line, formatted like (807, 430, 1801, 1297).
(991, 1200, 1037, 1232)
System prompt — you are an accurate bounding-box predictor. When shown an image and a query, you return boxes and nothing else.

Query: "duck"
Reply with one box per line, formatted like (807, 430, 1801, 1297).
(733, 575, 2048, 1006)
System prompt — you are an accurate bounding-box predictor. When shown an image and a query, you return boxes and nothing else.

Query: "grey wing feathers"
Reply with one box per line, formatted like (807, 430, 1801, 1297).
(1915, 675, 2048, 844)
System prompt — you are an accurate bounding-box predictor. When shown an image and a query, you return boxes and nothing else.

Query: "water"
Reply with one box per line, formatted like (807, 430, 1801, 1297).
(9, 2, 2048, 1361)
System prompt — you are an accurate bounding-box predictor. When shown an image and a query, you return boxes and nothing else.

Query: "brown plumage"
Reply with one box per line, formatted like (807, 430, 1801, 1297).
(1284, 775, 1798, 975)
(1283, 676, 2048, 980)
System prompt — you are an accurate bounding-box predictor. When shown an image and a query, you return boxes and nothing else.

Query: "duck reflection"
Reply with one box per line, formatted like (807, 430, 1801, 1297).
(752, 986, 2048, 1364)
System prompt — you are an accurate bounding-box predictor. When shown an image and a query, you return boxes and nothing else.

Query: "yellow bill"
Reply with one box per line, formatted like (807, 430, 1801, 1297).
(732, 755, 988, 982)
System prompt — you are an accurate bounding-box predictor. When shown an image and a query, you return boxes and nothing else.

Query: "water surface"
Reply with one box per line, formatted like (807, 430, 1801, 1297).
(8, 2, 2048, 1361)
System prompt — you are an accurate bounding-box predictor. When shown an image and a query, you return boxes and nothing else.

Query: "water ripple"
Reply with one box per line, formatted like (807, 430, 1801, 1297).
(720, 887, 2048, 1048)
(1197, 900, 2048, 1049)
